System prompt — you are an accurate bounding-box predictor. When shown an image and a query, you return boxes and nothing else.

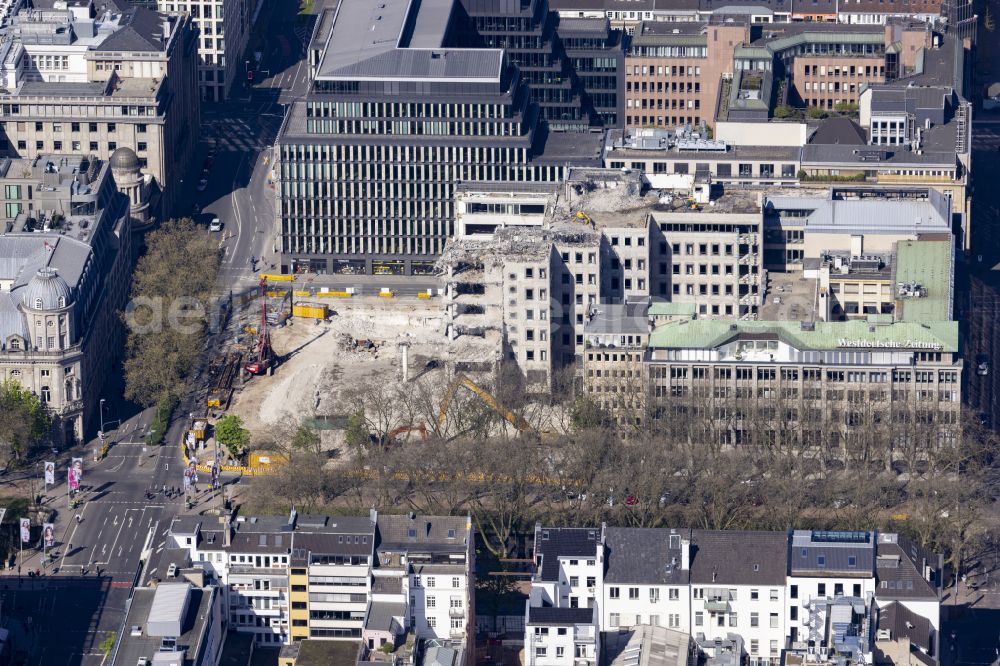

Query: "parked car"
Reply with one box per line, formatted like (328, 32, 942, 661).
(209, 217, 223, 232)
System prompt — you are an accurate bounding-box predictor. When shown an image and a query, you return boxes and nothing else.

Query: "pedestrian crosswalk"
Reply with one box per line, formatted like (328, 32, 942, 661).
(202, 117, 275, 153)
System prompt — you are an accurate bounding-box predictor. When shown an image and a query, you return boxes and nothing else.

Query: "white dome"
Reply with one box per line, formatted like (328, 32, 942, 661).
(22, 267, 72, 311)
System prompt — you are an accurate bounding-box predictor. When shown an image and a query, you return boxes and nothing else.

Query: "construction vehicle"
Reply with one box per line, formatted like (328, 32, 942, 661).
(437, 374, 532, 432)
(244, 277, 275, 376)
(575, 211, 594, 227)
(387, 422, 430, 446)
(207, 351, 243, 408)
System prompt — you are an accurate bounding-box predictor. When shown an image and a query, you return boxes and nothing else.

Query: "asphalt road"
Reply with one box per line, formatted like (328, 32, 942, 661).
(2, 4, 315, 665)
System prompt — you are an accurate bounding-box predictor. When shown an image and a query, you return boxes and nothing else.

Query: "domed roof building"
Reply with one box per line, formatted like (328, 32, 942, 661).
(22, 267, 73, 311)
(0, 154, 134, 448)
(110, 147, 151, 227)
(110, 146, 141, 173)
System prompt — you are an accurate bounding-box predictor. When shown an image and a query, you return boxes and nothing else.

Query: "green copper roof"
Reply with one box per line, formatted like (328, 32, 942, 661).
(894, 240, 953, 323)
(648, 318, 958, 352)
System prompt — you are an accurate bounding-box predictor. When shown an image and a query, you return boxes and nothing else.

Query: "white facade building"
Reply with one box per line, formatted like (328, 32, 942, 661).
(166, 510, 475, 664)
(523, 527, 941, 666)
(525, 526, 605, 666)
(156, 0, 251, 101)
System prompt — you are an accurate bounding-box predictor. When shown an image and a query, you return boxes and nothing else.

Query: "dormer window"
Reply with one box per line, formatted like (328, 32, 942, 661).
(58, 296, 66, 308)
(34, 298, 43, 309)
(8, 338, 20, 351)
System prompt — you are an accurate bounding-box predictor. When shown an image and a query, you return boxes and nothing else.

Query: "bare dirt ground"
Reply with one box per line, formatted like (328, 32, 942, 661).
(229, 298, 445, 444)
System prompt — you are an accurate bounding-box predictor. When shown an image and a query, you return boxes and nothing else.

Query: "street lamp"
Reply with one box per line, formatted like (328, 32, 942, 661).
(99, 398, 106, 434)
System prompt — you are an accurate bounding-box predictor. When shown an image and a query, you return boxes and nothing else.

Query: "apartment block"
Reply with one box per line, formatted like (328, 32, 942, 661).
(605, 128, 802, 187)
(155, 0, 251, 101)
(525, 526, 941, 666)
(0, 154, 132, 443)
(111, 577, 226, 666)
(373, 513, 475, 649)
(621, 17, 936, 130)
(461, 0, 625, 130)
(275, 0, 610, 276)
(0, 0, 201, 216)
(624, 22, 746, 129)
(643, 315, 961, 450)
(609, 68, 971, 246)
(549, 0, 948, 28)
(441, 173, 765, 388)
(441, 222, 601, 389)
(525, 526, 603, 666)
(166, 511, 474, 663)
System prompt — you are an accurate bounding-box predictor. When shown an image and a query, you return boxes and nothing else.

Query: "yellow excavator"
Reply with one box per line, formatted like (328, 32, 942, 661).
(437, 374, 532, 433)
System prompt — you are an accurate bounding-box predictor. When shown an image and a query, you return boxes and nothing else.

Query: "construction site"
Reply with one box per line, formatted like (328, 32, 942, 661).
(201, 280, 554, 459)
(196, 167, 765, 457)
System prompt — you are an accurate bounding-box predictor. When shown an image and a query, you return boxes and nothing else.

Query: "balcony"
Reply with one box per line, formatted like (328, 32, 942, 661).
(449, 628, 466, 639)
(229, 564, 288, 576)
(705, 599, 730, 613)
(449, 607, 465, 618)
(574, 627, 596, 642)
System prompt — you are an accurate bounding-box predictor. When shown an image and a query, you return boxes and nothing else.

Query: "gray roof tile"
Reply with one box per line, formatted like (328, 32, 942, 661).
(535, 526, 601, 582)
(690, 530, 788, 585)
(527, 606, 595, 625)
(604, 527, 691, 585)
(877, 601, 931, 650)
(874, 538, 938, 601)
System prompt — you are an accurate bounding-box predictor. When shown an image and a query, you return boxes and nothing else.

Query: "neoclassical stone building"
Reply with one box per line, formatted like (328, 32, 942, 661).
(0, 154, 131, 445)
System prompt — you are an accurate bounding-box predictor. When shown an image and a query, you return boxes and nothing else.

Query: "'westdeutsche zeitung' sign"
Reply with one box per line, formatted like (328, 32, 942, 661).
(837, 338, 943, 351)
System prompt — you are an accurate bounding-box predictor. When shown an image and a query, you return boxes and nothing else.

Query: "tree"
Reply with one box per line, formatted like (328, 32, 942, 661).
(344, 412, 369, 450)
(834, 102, 859, 114)
(464, 436, 542, 558)
(773, 104, 794, 119)
(256, 449, 353, 513)
(0, 380, 50, 468)
(570, 396, 607, 431)
(290, 423, 322, 455)
(344, 383, 404, 448)
(806, 106, 827, 119)
(215, 415, 250, 461)
(99, 632, 116, 656)
(122, 218, 221, 406)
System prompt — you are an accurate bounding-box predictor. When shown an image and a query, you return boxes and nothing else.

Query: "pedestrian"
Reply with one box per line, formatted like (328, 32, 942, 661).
(75, 514, 82, 524)
(35, 568, 40, 577)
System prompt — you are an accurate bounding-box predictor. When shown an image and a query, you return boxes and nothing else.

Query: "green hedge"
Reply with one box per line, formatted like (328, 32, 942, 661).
(147, 394, 178, 446)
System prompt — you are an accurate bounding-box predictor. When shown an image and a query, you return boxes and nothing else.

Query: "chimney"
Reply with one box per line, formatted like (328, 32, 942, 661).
(223, 515, 232, 547)
(681, 538, 691, 570)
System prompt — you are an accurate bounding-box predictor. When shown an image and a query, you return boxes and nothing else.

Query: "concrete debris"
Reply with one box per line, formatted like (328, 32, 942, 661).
(338, 333, 380, 354)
